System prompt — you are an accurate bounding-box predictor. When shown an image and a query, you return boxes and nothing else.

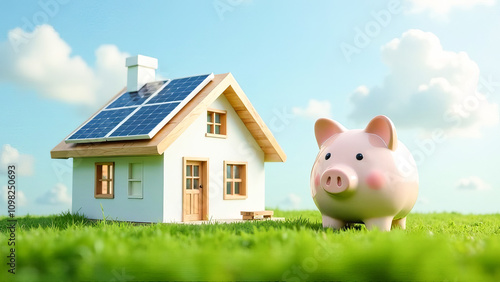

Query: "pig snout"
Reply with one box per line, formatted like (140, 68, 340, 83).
(320, 166, 358, 194)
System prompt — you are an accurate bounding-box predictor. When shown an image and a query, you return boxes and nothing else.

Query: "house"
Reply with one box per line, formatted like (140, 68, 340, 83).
(51, 55, 286, 223)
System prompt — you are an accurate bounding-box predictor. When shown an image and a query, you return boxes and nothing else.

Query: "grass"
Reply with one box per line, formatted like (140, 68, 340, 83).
(1, 210, 500, 281)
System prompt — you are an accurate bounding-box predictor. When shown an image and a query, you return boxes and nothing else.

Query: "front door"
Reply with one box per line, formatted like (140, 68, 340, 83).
(184, 161, 204, 221)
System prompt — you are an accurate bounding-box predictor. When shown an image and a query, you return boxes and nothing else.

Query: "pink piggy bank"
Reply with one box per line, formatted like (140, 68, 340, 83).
(311, 115, 418, 231)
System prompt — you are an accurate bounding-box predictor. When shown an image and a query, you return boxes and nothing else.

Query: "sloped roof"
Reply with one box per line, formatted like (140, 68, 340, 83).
(51, 73, 286, 162)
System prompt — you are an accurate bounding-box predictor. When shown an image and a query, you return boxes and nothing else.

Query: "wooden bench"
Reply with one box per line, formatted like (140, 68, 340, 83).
(241, 211, 274, 220)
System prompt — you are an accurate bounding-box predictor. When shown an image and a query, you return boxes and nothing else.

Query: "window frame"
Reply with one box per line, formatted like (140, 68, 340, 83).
(95, 162, 115, 199)
(128, 163, 143, 199)
(206, 109, 227, 138)
(223, 161, 247, 200)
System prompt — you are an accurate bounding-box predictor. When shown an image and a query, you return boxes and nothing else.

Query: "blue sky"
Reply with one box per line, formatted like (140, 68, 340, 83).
(1, 0, 499, 215)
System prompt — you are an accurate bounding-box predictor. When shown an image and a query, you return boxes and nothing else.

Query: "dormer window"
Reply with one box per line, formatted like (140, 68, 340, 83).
(206, 109, 227, 138)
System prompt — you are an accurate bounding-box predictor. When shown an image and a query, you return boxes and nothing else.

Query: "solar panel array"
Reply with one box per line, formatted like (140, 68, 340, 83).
(66, 73, 214, 143)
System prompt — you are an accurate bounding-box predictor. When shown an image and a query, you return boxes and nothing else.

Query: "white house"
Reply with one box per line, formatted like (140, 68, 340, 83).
(51, 55, 286, 223)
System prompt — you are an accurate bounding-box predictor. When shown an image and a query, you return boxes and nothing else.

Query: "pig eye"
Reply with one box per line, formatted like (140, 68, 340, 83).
(356, 153, 363, 161)
(325, 153, 331, 160)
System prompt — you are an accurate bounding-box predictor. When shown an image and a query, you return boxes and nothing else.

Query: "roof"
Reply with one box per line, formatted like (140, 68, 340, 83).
(51, 73, 287, 162)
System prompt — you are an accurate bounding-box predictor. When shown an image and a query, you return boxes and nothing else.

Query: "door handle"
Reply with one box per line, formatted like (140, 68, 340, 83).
(199, 184, 203, 188)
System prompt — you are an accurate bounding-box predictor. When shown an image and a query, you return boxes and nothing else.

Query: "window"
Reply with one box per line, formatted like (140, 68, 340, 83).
(206, 109, 226, 138)
(95, 162, 114, 199)
(185, 162, 201, 190)
(128, 163, 143, 199)
(223, 161, 247, 200)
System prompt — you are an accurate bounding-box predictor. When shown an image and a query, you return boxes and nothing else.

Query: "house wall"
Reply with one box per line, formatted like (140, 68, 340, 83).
(163, 94, 265, 222)
(72, 155, 163, 222)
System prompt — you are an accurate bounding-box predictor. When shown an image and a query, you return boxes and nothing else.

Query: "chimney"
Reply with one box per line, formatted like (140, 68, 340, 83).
(125, 55, 158, 92)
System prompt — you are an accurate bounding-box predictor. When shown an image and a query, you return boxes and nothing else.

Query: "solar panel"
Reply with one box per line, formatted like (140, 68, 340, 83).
(65, 73, 214, 143)
(106, 80, 166, 109)
(66, 107, 136, 142)
(146, 74, 210, 105)
(109, 102, 181, 138)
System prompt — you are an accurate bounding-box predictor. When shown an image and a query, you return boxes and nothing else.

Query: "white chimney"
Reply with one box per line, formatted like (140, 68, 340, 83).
(125, 55, 158, 92)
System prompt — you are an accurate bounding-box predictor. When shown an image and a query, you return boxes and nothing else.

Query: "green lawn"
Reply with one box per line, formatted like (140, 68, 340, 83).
(1, 210, 500, 281)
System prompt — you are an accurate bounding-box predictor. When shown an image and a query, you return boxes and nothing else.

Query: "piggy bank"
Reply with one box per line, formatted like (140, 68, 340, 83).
(310, 115, 418, 231)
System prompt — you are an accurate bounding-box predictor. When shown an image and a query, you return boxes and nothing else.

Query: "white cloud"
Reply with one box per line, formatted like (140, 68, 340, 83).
(93, 44, 129, 106)
(292, 99, 332, 120)
(456, 176, 492, 191)
(1, 144, 34, 176)
(36, 183, 71, 205)
(278, 193, 302, 210)
(2, 185, 28, 207)
(0, 25, 129, 107)
(349, 29, 499, 137)
(406, 0, 495, 16)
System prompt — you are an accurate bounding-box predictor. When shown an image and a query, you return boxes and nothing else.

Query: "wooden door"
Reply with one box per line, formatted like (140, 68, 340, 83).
(184, 161, 203, 221)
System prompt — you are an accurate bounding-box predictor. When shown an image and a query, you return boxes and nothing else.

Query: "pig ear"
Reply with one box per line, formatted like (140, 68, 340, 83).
(314, 118, 346, 148)
(365, 115, 398, 151)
